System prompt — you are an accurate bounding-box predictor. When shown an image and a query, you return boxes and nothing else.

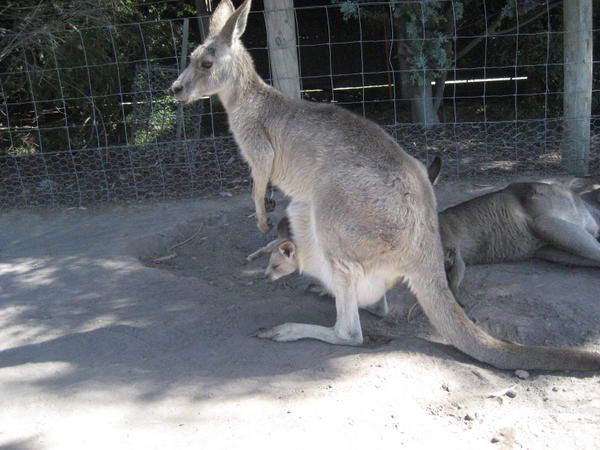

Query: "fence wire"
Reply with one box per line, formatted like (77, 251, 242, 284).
(0, 1, 598, 208)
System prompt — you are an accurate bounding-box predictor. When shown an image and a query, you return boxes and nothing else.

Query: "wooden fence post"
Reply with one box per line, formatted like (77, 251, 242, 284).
(264, 0, 301, 99)
(561, 0, 592, 175)
(176, 18, 190, 140)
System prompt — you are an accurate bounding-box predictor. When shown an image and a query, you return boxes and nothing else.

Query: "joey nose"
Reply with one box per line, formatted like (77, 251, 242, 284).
(172, 83, 183, 94)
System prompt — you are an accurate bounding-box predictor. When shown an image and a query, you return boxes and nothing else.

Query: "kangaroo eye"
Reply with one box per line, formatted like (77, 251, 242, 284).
(201, 60, 213, 69)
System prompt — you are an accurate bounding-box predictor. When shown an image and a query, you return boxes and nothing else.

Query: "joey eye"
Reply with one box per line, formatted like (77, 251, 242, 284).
(201, 60, 213, 69)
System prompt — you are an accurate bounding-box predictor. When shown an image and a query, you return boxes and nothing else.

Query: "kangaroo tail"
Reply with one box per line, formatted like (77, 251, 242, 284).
(407, 258, 600, 371)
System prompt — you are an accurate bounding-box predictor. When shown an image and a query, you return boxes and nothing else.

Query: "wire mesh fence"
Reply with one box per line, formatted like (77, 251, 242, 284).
(1, 0, 599, 208)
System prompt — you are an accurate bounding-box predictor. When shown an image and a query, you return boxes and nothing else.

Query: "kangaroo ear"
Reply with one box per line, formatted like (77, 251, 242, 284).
(218, 0, 252, 45)
(209, 0, 235, 35)
(278, 240, 295, 259)
(277, 216, 292, 239)
(428, 156, 442, 185)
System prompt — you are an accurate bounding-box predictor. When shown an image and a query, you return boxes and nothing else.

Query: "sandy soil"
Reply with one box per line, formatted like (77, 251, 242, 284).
(0, 178, 599, 450)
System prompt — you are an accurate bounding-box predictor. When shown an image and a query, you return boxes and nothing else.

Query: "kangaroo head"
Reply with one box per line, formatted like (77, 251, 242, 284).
(265, 240, 298, 281)
(246, 216, 297, 281)
(171, 0, 252, 103)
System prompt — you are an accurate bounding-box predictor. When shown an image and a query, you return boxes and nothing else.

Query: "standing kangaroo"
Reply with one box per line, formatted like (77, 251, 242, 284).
(246, 158, 443, 310)
(172, 0, 600, 370)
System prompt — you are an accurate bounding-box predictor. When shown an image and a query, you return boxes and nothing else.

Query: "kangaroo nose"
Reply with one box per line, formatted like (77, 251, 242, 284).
(172, 83, 183, 94)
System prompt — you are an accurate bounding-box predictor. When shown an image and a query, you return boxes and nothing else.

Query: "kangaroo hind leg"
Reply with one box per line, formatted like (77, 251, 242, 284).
(535, 246, 600, 268)
(531, 215, 600, 263)
(362, 295, 389, 318)
(445, 248, 466, 297)
(256, 276, 363, 346)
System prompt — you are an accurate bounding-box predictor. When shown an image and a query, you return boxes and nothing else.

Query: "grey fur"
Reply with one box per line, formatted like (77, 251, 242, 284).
(440, 182, 600, 294)
(172, 0, 600, 370)
(248, 157, 444, 310)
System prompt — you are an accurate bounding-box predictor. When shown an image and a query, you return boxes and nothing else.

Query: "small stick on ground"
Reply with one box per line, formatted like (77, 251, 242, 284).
(152, 252, 177, 263)
(486, 384, 518, 399)
(406, 302, 420, 322)
(169, 224, 204, 251)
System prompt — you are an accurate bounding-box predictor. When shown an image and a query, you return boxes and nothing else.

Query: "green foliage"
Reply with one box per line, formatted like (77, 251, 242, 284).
(332, 0, 573, 123)
(500, 0, 542, 20)
(333, 0, 463, 86)
(132, 96, 180, 145)
(338, 1, 360, 20)
(0, 0, 197, 155)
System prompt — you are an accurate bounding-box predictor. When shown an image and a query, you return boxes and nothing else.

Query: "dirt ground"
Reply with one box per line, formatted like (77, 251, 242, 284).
(0, 177, 599, 450)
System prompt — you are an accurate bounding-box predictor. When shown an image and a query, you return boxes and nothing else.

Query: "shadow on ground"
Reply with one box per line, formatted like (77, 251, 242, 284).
(1, 181, 599, 403)
(0, 194, 476, 406)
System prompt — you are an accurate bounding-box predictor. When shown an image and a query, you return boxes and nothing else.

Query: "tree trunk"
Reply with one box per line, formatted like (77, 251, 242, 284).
(264, 0, 301, 99)
(561, 0, 592, 175)
(395, 22, 439, 126)
(411, 83, 440, 126)
(176, 18, 190, 140)
(398, 58, 439, 126)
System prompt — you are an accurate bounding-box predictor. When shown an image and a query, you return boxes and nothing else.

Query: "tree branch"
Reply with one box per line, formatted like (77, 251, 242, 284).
(455, 12, 505, 60)
(492, 1, 561, 37)
(456, 1, 562, 61)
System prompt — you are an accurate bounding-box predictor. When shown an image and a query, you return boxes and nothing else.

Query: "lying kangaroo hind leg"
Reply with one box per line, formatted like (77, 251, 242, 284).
(531, 215, 600, 263)
(256, 277, 363, 346)
(362, 294, 389, 318)
(305, 283, 331, 297)
(446, 250, 466, 298)
(535, 246, 600, 268)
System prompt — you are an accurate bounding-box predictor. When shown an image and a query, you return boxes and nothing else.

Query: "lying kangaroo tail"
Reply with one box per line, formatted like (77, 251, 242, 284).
(408, 269, 600, 371)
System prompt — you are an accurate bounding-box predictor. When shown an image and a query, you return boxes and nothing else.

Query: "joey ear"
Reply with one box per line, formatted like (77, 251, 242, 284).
(278, 240, 295, 259)
(277, 216, 291, 239)
(218, 0, 252, 45)
(428, 156, 442, 185)
(209, 0, 235, 35)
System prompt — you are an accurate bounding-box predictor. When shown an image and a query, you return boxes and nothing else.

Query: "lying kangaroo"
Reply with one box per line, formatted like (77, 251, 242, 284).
(172, 0, 600, 370)
(440, 181, 600, 293)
